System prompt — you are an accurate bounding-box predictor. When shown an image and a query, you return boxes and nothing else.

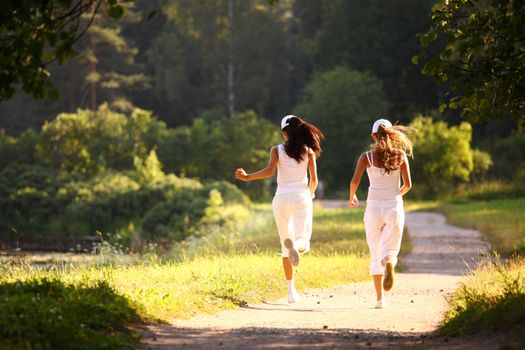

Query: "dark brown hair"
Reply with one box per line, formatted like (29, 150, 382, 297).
(282, 116, 324, 162)
(372, 123, 414, 174)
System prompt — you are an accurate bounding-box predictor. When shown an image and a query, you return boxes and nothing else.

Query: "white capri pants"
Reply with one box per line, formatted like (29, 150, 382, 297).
(272, 192, 313, 257)
(364, 200, 405, 275)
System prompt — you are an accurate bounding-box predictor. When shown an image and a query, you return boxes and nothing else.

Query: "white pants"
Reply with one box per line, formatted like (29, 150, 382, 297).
(364, 200, 405, 275)
(272, 192, 313, 257)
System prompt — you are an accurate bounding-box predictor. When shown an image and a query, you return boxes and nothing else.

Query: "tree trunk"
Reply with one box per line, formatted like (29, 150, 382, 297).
(89, 2, 97, 110)
(227, 0, 235, 116)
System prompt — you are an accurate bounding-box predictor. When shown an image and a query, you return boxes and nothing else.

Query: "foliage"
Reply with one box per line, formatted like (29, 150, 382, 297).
(0, 129, 39, 170)
(0, 107, 275, 246)
(36, 106, 164, 175)
(471, 148, 493, 183)
(415, 0, 525, 125)
(0, 0, 127, 102)
(294, 66, 388, 190)
(147, 0, 292, 123)
(157, 111, 281, 184)
(294, 0, 438, 118)
(0, 161, 251, 243)
(79, 4, 150, 111)
(0, 278, 140, 350)
(491, 132, 525, 181)
(441, 258, 525, 335)
(409, 116, 474, 197)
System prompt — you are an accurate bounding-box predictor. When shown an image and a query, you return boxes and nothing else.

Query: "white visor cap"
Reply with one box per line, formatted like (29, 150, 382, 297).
(281, 115, 295, 130)
(371, 119, 392, 134)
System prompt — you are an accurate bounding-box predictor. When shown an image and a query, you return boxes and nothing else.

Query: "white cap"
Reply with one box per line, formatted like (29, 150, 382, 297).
(281, 115, 294, 130)
(371, 119, 392, 134)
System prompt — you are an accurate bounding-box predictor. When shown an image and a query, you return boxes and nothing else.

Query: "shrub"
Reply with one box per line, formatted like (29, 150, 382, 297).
(409, 116, 474, 198)
(37, 106, 166, 176)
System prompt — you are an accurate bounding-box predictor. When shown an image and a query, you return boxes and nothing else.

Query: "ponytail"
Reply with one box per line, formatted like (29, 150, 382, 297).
(372, 123, 414, 174)
(282, 116, 324, 162)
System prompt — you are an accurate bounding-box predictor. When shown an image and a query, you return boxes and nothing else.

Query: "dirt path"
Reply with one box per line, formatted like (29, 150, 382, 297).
(141, 205, 499, 349)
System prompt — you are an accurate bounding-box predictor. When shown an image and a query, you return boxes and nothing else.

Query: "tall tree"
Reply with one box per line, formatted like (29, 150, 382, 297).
(147, 0, 292, 125)
(293, 0, 438, 119)
(414, 0, 525, 126)
(0, 3, 149, 134)
(294, 67, 389, 190)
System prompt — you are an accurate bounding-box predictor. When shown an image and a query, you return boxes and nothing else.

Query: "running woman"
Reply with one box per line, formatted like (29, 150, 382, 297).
(348, 119, 413, 309)
(235, 115, 323, 303)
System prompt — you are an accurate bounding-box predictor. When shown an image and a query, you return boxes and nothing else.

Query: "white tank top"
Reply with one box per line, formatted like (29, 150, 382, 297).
(365, 151, 402, 202)
(276, 144, 309, 195)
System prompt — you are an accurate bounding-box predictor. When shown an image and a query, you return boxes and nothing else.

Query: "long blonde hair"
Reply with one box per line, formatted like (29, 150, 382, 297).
(371, 124, 414, 174)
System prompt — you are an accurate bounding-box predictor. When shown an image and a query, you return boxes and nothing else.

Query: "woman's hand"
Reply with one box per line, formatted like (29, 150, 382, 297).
(348, 194, 359, 208)
(235, 168, 248, 181)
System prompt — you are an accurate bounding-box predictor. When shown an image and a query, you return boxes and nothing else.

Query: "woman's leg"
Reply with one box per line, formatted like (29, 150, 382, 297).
(291, 193, 313, 254)
(283, 257, 293, 280)
(364, 206, 386, 301)
(373, 275, 383, 300)
(381, 204, 405, 291)
(273, 195, 299, 303)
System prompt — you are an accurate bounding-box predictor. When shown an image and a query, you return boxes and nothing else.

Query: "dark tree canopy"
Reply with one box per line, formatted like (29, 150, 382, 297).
(415, 0, 525, 126)
(0, 0, 126, 101)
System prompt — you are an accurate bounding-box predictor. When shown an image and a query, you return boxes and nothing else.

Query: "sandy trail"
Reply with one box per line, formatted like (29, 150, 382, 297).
(141, 204, 499, 349)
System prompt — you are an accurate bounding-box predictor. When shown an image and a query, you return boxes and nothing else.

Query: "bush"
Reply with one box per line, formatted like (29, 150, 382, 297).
(203, 180, 250, 206)
(491, 132, 525, 182)
(409, 116, 474, 198)
(0, 107, 254, 246)
(37, 106, 166, 176)
(141, 187, 209, 241)
(141, 181, 251, 242)
(157, 111, 280, 196)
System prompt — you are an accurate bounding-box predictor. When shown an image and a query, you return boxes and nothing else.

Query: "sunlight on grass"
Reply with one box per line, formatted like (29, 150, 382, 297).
(441, 257, 525, 336)
(0, 203, 371, 349)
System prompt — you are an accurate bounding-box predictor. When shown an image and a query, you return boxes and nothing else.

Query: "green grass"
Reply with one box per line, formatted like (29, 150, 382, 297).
(439, 198, 525, 256)
(0, 204, 371, 349)
(441, 257, 525, 336)
(169, 204, 371, 258)
(0, 277, 141, 350)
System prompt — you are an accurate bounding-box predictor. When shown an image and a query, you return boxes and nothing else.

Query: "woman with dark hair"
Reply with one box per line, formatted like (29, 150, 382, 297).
(235, 115, 324, 303)
(348, 119, 414, 309)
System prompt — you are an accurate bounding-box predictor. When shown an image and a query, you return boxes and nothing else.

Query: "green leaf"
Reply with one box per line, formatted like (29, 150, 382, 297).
(439, 103, 447, 113)
(411, 54, 419, 65)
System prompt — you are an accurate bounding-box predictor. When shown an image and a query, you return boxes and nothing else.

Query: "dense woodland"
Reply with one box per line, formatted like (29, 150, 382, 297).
(1, 0, 524, 244)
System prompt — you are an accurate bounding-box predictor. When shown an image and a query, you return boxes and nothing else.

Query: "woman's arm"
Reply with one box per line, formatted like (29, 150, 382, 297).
(235, 146, 278, 181)
(400, 154, 412, 196)
(307, 149, 318, 198)
(348, 153, 368, 207)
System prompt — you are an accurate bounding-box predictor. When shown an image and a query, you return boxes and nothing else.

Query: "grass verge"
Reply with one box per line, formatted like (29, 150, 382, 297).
(441, 257, 525, 336)
(439, 198, 525, 256)
(406, 198, 525, 256)
(0, 277, 141, 350)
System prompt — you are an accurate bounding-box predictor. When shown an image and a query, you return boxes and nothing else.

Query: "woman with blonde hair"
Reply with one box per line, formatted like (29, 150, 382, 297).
(235, 115, 324, 304)
(348, 119, 413, 309)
